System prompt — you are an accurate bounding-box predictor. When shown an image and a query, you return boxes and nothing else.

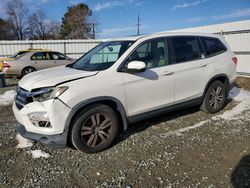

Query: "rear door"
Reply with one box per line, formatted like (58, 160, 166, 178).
(168, 36, 213, 103)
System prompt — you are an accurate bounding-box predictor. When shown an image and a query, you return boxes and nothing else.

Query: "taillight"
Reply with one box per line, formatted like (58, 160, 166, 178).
(3, 62, 11, 68)
(232, 57, 238, 65)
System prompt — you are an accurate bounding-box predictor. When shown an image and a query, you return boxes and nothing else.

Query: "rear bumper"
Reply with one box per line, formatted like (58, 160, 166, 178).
(16, 122, 67, 148)
(3, 67, 21, 77)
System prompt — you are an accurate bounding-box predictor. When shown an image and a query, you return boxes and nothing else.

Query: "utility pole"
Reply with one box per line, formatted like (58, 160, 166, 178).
(136, 15, 141, 35)
(92, 23, 95, 39)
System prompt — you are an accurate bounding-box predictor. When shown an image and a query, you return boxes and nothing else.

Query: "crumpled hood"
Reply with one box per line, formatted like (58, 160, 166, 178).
(19, 66, 98, 91)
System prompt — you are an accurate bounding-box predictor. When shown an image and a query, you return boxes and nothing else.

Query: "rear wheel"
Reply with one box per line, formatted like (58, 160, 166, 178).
(201, 80, 227, 114)
(21, 67, 36, 77)
(71, 104, 119, 153)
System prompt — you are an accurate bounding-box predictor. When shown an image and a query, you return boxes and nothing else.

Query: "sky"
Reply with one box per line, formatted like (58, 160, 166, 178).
(0, 0, 250, 38)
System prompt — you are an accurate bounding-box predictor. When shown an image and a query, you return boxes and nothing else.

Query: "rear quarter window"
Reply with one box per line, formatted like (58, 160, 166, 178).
(200, 37, 227, 57)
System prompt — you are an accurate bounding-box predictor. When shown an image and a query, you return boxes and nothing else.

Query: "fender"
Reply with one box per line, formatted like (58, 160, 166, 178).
(202, 73, 230, 98)
(64, 96, 128, 139)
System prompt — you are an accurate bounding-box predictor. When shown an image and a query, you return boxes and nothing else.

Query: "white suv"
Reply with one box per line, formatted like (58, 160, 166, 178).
(13, 32, 237, 153)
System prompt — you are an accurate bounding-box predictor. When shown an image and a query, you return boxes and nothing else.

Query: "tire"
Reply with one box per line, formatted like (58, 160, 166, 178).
(21, 67, 36, 77)
(200, 80, 227, 114)
(71, 104, 119, 153)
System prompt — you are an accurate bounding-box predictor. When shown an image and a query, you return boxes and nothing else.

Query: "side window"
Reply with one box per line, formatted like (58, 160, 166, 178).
(51, 52, 66, 60)
(128, 39, 168, 69)
(201, 37, 227, 57)
(31, 52, 51, 60)
(170, 36, 201, 63)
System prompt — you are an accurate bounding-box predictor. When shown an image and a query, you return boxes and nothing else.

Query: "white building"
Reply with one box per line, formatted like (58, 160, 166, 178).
(0, 20, 249, 75)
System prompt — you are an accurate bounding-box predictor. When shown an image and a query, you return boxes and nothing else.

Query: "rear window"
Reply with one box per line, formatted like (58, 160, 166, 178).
(200, 37, 227, 57)
(170, 36, 202, 63)
(50, 52, 66, 60)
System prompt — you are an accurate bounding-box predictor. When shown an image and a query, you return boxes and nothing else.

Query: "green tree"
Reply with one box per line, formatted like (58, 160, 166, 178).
(60, 3, 93, 39)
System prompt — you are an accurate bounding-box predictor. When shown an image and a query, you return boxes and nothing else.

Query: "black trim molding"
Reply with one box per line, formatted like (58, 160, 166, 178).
(128, 97, 203, 123)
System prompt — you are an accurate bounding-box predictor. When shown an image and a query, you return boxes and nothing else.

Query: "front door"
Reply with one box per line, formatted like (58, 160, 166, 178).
(122, 38, 175, 116)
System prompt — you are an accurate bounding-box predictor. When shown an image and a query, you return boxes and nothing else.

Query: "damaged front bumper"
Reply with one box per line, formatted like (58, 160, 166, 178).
(16, 122, 67, 148)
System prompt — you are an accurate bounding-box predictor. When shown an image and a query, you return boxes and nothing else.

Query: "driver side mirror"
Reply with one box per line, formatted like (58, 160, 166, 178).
(126, 61, 146, 73)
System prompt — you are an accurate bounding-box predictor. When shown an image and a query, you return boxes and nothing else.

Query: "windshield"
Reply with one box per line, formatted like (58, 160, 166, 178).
(69, 41, 134, 71)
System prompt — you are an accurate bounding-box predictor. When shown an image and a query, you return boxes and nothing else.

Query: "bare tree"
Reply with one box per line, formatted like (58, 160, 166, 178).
(27, 10, 60, 40)
(47, 21, 61, 39)
(6, 0, 29, 40)
(0, 18, 15, 40)
(28, 10, 47, 40)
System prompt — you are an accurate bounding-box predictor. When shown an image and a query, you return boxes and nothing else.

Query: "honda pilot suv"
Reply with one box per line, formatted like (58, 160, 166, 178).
(13, 32, 237, 153)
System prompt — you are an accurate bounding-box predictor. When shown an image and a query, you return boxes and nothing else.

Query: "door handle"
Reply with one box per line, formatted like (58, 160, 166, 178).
(163, 71, 174, 76)
(200, 63, 207, 67)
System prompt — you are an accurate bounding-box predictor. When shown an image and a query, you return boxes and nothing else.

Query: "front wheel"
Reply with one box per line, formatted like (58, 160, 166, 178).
(71, 104, 119, 153)
(200, 80, 227, 114)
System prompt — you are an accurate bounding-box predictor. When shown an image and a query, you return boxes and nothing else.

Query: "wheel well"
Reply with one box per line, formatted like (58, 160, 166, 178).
(204, 75, 230, 97)
(67, 100, 125, 144)
(22, 66, 36, 71)
(21, 66, 36, 75)
(214, 76, 229, 87)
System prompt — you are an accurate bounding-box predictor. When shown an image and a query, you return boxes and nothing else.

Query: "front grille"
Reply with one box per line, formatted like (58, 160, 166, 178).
(15, 86, 31, 110)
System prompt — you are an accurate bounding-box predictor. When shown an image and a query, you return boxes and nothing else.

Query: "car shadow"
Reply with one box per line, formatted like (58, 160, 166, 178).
(114, 105, 201, 146)
(134, 69, 159, 80)
(114, 95, 235, 147)
(231, 155, 250, 188)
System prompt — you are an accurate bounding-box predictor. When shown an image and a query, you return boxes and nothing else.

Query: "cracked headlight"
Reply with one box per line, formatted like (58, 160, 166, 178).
(31, 86, 68, 102)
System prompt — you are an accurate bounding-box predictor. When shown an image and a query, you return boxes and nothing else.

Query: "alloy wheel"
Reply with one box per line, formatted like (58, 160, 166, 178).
(24, 68, 34, 74)
(81, 113, 112, 147)
(209, 86, 224, 109)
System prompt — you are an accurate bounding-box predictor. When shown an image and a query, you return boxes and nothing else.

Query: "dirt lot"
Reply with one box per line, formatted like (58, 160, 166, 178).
(0, 77, 250, 188)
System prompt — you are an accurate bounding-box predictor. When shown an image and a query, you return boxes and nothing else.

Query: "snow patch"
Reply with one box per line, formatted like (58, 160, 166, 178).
(213, 99, 250, 120)
(0, 90, 16, 106)
(229, 87, 250, 102)
(161, 120, 208, 137)
(16, 134, 33, 148)
(161, 87, 250, 137)
(214, 87, 250, 120)
(228, 87, 240, 100)
(28, 149, 50, 159)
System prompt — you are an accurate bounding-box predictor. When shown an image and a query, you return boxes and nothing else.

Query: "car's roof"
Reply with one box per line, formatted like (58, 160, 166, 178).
(104, 32, 221, 42)
(25, 51, 61, 54)
(19, 49, 51, 52)
(103, 35, 144, 42)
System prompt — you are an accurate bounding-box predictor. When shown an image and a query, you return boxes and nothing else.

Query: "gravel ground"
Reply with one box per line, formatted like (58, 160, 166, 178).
(0, 77, 250, 188)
